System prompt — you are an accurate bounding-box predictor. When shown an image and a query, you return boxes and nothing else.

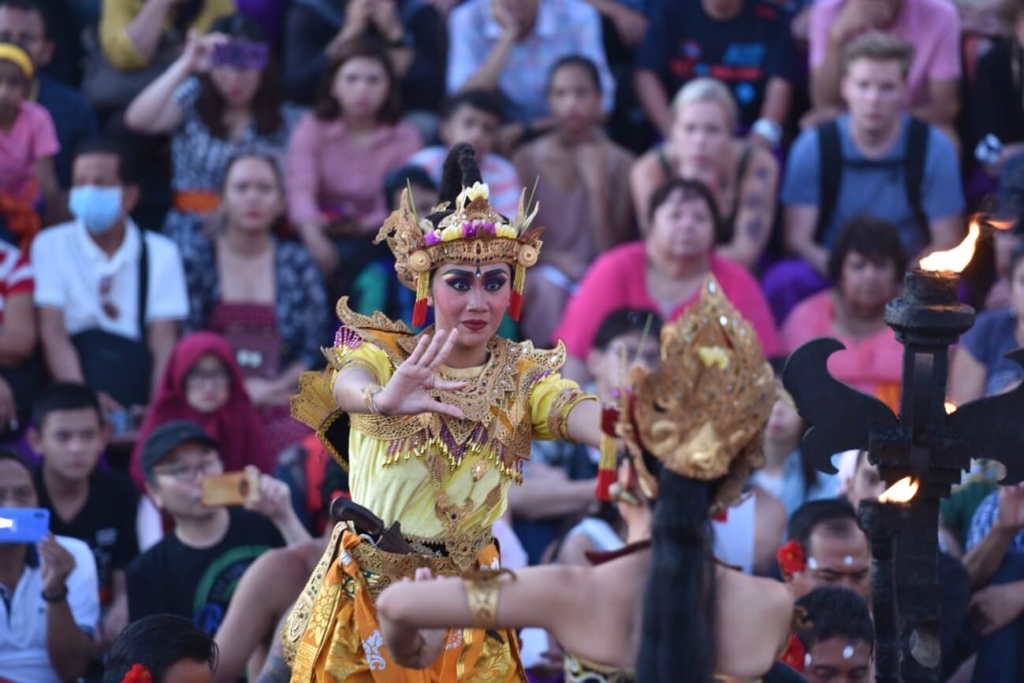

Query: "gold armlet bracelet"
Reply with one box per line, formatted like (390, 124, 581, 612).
(463, 569, 515, 629)
(362, 385, 383, 415)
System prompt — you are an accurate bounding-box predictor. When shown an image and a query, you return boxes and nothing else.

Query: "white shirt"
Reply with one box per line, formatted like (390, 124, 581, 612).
(0, 535, 100, 683)
(31, 219, 189, 340)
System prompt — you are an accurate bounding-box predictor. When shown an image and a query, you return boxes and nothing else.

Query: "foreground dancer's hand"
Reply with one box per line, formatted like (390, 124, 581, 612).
(332, 329, 469, 419)
(384, 568, 448, 669)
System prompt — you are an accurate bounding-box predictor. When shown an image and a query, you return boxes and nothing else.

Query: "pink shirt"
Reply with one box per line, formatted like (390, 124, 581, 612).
(809, 0, 961, 109)
(286, 114, 422, 230)
(781, 290, 903, 396)
(0, 101, 59, 199)
(554, 242, 781, 358)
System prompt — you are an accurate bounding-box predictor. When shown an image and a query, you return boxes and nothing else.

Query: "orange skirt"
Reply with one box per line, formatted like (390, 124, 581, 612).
(286, 527, 526, 683)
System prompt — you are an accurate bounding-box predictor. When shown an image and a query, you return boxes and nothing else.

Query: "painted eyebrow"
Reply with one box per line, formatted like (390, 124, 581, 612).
(441, 270, 474, 278)
(481, 269, 508, 278)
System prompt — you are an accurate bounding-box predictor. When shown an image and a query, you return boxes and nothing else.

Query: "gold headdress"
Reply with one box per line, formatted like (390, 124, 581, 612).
(374, 144, 544, 327)
(617, 277, 776, 517)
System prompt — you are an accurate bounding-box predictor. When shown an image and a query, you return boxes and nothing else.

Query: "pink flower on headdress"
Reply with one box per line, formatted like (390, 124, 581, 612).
(462, 220, 479, 238)
(481, 221, 496, 235)
(424, 232, 441, 246)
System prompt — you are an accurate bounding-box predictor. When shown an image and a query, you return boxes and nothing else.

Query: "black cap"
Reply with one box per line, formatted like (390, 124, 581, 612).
(139, 420, 219, 476)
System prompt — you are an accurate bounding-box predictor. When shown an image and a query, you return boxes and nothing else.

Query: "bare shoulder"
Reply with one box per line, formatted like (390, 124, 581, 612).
(244, 539, 327, 589)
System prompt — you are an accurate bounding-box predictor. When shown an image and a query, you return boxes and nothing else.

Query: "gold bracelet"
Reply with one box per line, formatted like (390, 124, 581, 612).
(463, 569, 515, 629)
(362, 385, 383, 415)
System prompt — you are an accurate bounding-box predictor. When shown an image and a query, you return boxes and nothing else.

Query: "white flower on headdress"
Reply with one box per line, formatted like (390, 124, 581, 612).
(459, 182, 490, 204)
(440, 223, 463, 242)
(495, 223, 518, 239)
(697, 346, 730, 370)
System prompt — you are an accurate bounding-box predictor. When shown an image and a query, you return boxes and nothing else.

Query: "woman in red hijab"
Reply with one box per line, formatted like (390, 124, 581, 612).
(129, 331, 274, 489)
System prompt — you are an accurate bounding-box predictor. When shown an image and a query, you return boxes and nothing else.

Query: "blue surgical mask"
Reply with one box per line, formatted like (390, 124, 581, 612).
(69, 185, 123, 234)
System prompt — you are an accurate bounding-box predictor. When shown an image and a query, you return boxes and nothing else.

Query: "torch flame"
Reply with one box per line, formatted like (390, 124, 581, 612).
(945, 401, 957, 414)
(879, 476, 919, 503)
(987, 218, 1015, 232)
(919, 223, 981, 273)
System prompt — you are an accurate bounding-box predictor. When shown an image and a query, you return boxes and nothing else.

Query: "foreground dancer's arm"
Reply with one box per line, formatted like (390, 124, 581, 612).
(332, 330, 468, 418)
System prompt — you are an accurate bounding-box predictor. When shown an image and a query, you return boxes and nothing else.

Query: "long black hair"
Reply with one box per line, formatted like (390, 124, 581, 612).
(637, 453, 720, 683)
(102, 615, 218, 682)
(196, 14, 284, 139)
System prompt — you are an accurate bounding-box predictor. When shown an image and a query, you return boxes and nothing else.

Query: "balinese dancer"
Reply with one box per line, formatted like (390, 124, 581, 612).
(373, 278, 805, 683)
(283, 143, 604, 682)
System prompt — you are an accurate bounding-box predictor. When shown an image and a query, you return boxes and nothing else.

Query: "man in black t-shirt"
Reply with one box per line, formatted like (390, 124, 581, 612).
(634, 0, 797, 144)
(127, 421, 310, 635)
(29, 382, 139, 650)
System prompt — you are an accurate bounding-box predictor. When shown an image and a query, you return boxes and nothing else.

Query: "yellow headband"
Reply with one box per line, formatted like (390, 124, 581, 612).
(0, 43, 32, 79)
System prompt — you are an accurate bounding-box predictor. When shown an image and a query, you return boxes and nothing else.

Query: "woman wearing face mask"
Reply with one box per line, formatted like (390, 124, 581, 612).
(554, 177, 780, 384)
(780, 216, 905, 408)
(179, 151, 330, 458)
(125, 14, 296, 249)
(283, 143, 605, 682)
(630, 78, 780, 272)
(373, 282, 800, 683)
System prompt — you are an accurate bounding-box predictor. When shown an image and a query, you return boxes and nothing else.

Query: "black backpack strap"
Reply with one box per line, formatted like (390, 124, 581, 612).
(904, 118, 931, 244)
(137, 229, 149, 344)
(815, 120, 843, 244)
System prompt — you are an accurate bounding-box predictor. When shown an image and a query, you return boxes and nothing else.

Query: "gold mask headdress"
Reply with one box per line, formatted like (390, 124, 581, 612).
(617, 277, 776, 517)
(374, 144, 544, 327)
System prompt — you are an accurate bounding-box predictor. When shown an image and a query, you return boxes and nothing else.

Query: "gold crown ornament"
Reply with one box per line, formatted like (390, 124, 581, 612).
(616, 277, 776, 517)
(374, 180, 544, 327)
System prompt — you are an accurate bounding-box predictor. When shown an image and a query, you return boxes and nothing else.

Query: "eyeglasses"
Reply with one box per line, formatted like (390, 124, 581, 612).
(186, 370, 231, 388)
(153, 458, 222, 482)
(99, 276, 120, 319)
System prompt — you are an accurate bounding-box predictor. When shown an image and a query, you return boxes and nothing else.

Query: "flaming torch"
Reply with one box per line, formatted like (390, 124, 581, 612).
(784, 220, 1024, 683)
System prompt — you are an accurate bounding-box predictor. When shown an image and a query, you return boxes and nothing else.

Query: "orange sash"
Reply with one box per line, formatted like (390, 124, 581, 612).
(290, 529, 526, 683)
(172, 190, 221, 215)
(0, 179, 40, 251)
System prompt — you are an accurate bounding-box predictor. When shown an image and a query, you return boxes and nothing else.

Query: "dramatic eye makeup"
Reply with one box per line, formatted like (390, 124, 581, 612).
(441, 268, 509, 292)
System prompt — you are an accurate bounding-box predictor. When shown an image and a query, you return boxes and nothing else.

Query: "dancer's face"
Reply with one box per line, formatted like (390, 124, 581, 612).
(430, 262, 512, 349)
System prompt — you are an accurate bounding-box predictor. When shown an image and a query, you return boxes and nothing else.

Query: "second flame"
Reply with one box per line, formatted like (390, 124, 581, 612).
(879, 476, 919, 503)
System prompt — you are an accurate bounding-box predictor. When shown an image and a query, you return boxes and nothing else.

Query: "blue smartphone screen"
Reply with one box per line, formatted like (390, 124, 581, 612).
(0, 508, 50, 544)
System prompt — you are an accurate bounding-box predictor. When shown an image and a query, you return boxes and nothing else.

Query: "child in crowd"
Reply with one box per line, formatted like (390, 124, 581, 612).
(29, 382, 139, 649)
(102, 615, 217, 683)
(514, 55, 637, 347)
(0, 41, 59, 249)
(795, 587, 874, 683)
(406, 89, 521, 217)
(287, 37, 421, 280)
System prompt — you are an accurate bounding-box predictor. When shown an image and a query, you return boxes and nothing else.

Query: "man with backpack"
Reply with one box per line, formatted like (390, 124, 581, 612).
(764, 32, 963, 322)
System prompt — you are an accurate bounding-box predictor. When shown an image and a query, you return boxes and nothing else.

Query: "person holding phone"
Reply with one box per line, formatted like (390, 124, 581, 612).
(0, 449, 98, 683)
(126, 420, 310, 636)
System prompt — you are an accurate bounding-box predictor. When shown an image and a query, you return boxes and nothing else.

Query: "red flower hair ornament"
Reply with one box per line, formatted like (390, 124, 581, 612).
(776, 540, 806, 574)
(779, 633, 807, 672)
(122, 664, 154, 683)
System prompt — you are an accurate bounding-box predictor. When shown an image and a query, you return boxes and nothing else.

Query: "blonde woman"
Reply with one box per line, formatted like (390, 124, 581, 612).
(630, 78, 779, 271)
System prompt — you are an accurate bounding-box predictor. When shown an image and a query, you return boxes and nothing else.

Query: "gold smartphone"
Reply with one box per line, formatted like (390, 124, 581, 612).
(201, 470, 261, 507)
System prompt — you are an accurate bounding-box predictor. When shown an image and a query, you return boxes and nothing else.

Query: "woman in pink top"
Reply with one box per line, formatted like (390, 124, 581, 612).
(554, 178, 781, 382)
(781, 216, 905, 407)
(287, 37, 422, 278)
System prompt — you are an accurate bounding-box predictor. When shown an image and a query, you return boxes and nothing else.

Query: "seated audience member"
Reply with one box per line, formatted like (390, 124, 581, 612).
(407, 89, 521, 217)
(282, 0, 444, 113)
(781, 216, 905, 404)
(181, 152, 328, 454)
(287, 38, 421, 278)
(97, 0, 232, 72)
(0, 237, 35, 439)
(974, 0, 1024, 177)
(940, 457, 1004, 558)
(751, 385, 839, 518)
(0, 41, 59, 246)
(965, 483, 1024, 681)
(630, 78, 779, 270)
(127, 420, 310, 634)
(32, 139, 187, 413)
(446, 0, 615, 137)
(804, 0, 960, 134)
(30, 382, 138, 649)
(124, 15, 298, 249)
(634, 0, 797, 140)
(795, 587, 874, 683)
(0, 0, 98, 191)
(844, 450, 886, 508)
(554, 178, 780, 383)
(212, 458, 347, 682)
(781, 498, 871, 601)
(767, 33, 963, 322)
(130, 332, 274, 489)
(949, 243, 1024, 404)
(513, 307, 661, 563)
(515, 56, 637, 346)
(0, 449, 98, 683)
(102, 614, 218, 683)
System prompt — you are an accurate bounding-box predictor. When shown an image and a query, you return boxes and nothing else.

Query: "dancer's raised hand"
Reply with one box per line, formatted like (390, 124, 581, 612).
(375, 330, 468, 419)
